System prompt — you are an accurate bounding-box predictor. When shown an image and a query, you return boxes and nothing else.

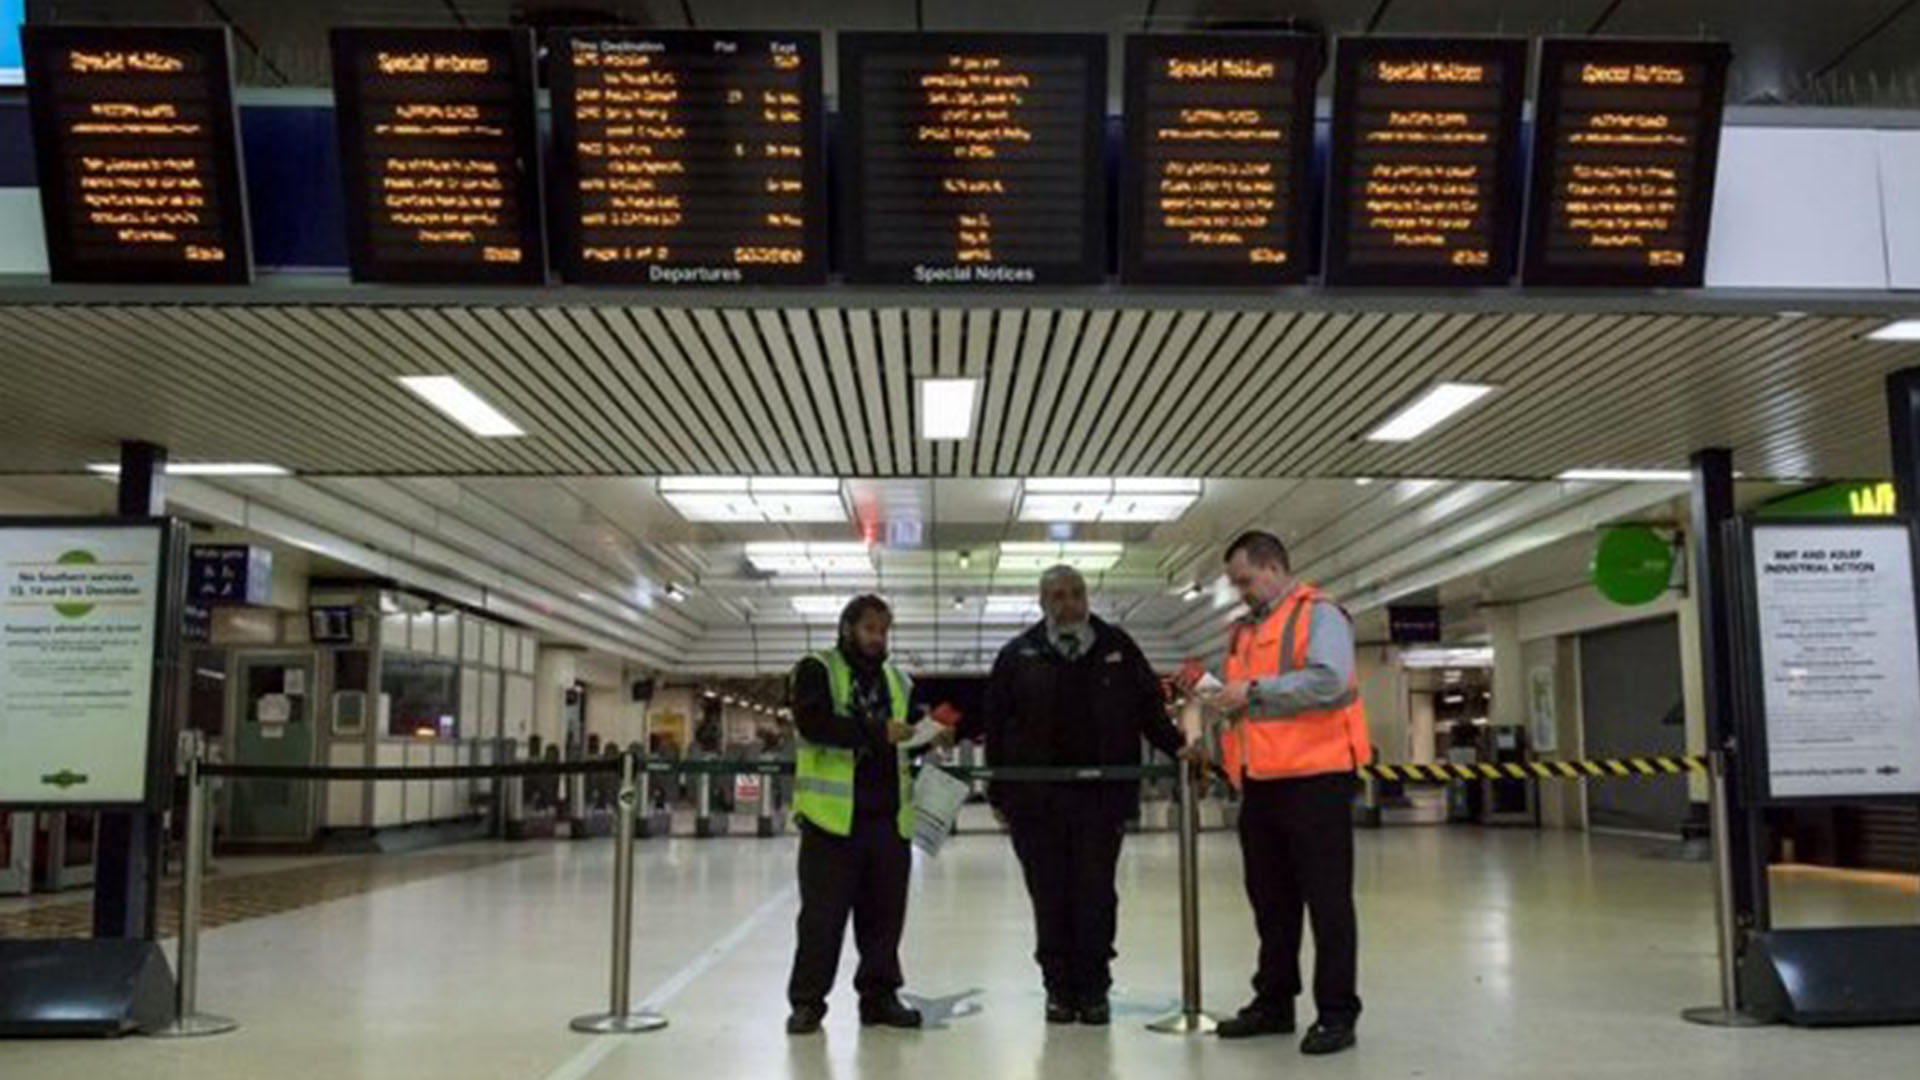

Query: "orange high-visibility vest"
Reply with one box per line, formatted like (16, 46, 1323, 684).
(1219, 583, 1371, 784)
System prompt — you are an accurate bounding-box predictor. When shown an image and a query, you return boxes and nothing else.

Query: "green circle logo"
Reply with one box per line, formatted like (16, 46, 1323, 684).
(1591, 526, 1674, 607)
(54, 548, 97, 619)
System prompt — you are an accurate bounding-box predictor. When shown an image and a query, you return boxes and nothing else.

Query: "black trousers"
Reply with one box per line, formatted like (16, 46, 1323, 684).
(1237, 772, 1362, 1025)
(1007, 787, 1129, 1004)
(788, 814, 911, 1010)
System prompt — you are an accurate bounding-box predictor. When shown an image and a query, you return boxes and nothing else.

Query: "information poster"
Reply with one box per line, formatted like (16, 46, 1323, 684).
(0, 524, 166, 806)
(838, 32, 1107, 285)
(1323, 36, 1526, 286)
(1120, 33, 1318, 285)
(1750, 523, 1920, 800)
(548, 30, 826, 285)
(21, 25, 251, 284)
(1522, 39, 1729, 287)
(330, 27, 545, 284)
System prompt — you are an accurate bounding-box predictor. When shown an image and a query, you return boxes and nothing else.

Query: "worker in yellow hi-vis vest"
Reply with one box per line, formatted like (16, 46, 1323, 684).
(784, 594, 923, 1035)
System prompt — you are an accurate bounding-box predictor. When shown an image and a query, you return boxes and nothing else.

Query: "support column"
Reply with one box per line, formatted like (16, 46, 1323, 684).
(1689, 447, 1767, 931)
(1887, 368, 1920, 513)
(94, 441, 168, 940)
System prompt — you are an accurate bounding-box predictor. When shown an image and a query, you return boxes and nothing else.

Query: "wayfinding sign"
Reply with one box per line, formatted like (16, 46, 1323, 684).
(0, 520, 181, 808)
(1746, 520, 1920, 801)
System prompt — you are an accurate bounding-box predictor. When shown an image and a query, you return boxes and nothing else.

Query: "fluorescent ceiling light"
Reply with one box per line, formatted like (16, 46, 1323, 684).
(1365, 383, 1494, 442)
(398, 376, 525, 438)
(792, 595, 857, 617)
(1016, 478, 1201, 523)
(86, 462, 292, 477)
(659, 476, 847, 523)
(919, 378, 979, 441)
(1558, 469, 1693, 483)
(664, 583, 688, 603)
(1867, 319, 1920, 341)
(1401, 647, 1494, 669)
(982, 595, 1041, 617)
(997, 541, 1124, 573)
(748, 542, 873, 574)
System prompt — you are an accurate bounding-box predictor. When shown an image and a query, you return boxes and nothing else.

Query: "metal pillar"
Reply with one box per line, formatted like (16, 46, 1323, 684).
(1887, 368, 1920, 513)
(1681, 750, 1767, 1027)
(1148, 759, 1217, 1035)
(150, 742, 237, 1038)
(96, 440, 169, 941)
(570, 753, 667, 1035)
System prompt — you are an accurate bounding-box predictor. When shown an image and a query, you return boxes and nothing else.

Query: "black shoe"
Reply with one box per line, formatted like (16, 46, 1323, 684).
(1045, 998, 1077, 1025)
(1300, 1021, 1356, 1056)
(786, 1003, 826, 1035)
(1215, 1002, 1296, 1040)
(859, 995, 923, 1029)
(1077, 999, 1111, 1026)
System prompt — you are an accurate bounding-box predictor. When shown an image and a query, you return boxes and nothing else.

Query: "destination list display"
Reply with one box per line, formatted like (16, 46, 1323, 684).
(549, 30, 825, 285)
(330, 28, 544, 284)
(1524, 39, 1730, 287)
(1121, 34, 1317, 284)
(1752, 524, 1920, 800)
(21, 25, 250, 284)
(1324, 37, 1525, 286)
(839, 33, 1107, 285)
(0, 525, 165, 806)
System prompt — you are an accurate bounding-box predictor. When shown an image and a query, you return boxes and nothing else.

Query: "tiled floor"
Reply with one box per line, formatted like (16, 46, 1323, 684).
(0, 827, 1917, 1080)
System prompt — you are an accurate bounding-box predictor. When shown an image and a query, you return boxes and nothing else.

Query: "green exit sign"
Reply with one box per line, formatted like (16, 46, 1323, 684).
(1758, 481, 1897, 519)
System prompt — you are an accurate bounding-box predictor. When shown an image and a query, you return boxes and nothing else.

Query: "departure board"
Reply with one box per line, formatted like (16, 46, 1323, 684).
(1324, 37, 1526, 287)
(1523, 39, 1730, 288)
(839, 33, 1107, 286)
(20, 25, 250, 284)
(330, 28, 545, 284)
(548, 30, 825, 286)
(1120, 34, 1319, 285)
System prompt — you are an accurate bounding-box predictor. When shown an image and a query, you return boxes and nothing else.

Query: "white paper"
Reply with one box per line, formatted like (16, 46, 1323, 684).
(900, 717, 946, 751)
(1193, 672, 1223, 696)
(910, 764, 971, 857)
(1752, 524, 1920, 798)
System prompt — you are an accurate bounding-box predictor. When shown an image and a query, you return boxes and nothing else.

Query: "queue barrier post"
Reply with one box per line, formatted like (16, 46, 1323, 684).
(570, 750, 668, 1035)
(1681, 748, 1765, 1028)
(1148, 757, 1217, 1035)
(149, 741, 238, 1039)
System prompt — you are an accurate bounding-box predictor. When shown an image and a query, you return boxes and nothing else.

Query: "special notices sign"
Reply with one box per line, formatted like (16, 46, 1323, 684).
(1751, 523, 1920, 800)
(330, 27, 546, 284)
(21, 25, 251, 284)
(839, 33, 1107, 285)
(0, 524, 166, 806)
(1120, 34, 1318, 285)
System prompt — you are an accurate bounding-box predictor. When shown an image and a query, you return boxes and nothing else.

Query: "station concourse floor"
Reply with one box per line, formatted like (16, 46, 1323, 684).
(2, 826, 1918, 1080)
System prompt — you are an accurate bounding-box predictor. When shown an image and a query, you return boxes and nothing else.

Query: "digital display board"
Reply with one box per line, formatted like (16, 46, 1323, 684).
(1523, 39, 1730, 288)
(1324, 37, 1525, 287)
(330, 27, 545, 284)
(838, 33, 1106, 286)
(548, 30, 825, 285)
(20, 25, 250, 284)
(1120, 33, 1319, 285)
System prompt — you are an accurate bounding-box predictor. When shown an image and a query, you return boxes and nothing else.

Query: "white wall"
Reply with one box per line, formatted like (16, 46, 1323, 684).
(532, 647, 578, 749)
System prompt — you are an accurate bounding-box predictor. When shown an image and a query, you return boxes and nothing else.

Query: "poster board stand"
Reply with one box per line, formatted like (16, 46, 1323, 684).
(1729, 516, 1920, 1026)
(0, 517, 188, 1037)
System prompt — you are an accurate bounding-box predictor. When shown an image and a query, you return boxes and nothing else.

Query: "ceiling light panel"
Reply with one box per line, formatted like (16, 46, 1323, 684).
(1365, 383, 1494, 442)
(659, 477, 849, 523)
(1015, 478, 1200, 523)
(398, 375, 525, 438)
(746, 541, 873, 575)
(997, 541, 1125, 573)
(919, 378, 979, 440)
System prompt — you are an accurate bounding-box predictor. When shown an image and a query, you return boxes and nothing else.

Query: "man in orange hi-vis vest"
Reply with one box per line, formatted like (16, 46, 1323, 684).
(1178, 529, 1369, 1057)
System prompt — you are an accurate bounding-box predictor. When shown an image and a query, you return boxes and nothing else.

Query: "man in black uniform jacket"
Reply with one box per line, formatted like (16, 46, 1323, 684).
(959, 564, 1186, 1024)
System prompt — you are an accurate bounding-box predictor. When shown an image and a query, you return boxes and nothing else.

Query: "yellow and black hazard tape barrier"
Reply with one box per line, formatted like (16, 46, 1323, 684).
(1360, 754, 1706, 783)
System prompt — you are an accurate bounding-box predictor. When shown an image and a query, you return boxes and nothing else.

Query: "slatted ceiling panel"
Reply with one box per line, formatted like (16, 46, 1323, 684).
(1190, 312, 1328, 475)
(1161, 312, 1292, 475)
(959, 308, 995, 475)
(491, 308, 637, 472)
(744, 310, 821, 474)
(932, 309, 959, 475)
(1214, 313, 1361, 476)
(996, 310, 1052, 475)
(596, 307, 712, 473)
(646, 308, 751, 471)
(905, 308, 933, 476)
(1110, 309, 1208, 475)
(874, 310, 914, 477)
(1133, 311, 1253, 476)
(555, 308, 681, 473)
(423, 307, 601, 471)
(546, 306, 665, 471)
(1035, 308, 1108, 474)
(724, 310, 804, 473)
(1014, 308, 1080, 475)
(828, 308, 877, 474)
(1076, 308, 1170, 474)
(777, 309, 850, 475)
(969, 309, 1019, 475)
(676, 308, 776, 472)
(1256, 313, 1440, 478)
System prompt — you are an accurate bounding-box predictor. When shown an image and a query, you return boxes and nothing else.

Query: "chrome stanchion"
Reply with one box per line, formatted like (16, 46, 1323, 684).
(150, 745, 237, 1038)
(1149, 758, 1217, 1035)
(1682, 749, 1765, 1027)
(571, 752, 668, 1035)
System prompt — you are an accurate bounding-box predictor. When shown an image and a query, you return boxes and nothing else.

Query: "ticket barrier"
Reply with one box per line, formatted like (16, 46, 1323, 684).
(0, 812, 30, 896)
(1479, 726, 1539, 827)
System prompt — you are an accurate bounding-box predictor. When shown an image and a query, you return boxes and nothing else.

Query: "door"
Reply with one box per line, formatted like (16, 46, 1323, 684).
(229, 653, 318, 841)
(1578, 617, 1688, 834)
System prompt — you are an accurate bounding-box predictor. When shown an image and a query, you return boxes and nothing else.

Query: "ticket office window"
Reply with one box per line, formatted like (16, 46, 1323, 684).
(384, 655, 460, 739)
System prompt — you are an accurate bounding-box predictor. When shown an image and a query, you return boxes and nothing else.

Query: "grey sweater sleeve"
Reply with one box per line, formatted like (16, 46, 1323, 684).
(1247, 600, 1355, 716)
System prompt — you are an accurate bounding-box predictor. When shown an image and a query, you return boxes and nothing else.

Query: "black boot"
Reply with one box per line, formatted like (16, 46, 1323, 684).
(859, 995, 923, 1029)
(1077, 998, 1111, 1026)
(1215, 1000, 1296, 1039)
(786, 1003, 826, 1036)
(1045, 998, 1077, 1025)
(1300, 1020, 1357, 1055)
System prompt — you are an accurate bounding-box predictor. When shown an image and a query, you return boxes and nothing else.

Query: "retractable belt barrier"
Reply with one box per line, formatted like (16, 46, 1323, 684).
(172, 749, 1704, 1042)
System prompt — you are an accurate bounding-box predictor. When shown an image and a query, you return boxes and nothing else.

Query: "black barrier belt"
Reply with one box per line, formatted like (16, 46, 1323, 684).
(200, 760, 1180, 783)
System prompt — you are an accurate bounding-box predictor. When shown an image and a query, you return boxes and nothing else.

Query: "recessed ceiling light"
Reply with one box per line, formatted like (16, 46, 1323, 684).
(997, 541, 1124, 573)
(982, 595, 1042, 620)
(658, 476, 847, 523)
(398, 376, 525, 438)
(1365, 383, 1495, 442)
(1401, 647, 1494, 669)
(792, 595, 865, 617)
(1016, 478, 1201, 523)
(86, 462, 292, 477)
(1867, 319, 1920, 341)
(1559, 468, 1693, 483)
(1353, 477, 1375, 486)
(919, 377, 979, 441)
(746, 541, 873, 574)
